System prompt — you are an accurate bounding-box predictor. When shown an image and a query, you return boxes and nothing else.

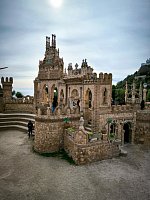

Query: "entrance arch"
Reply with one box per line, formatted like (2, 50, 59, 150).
(123, 122, 132, 143)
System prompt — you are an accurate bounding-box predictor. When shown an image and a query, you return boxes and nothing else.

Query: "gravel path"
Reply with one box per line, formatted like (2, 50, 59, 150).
(0, 130, 150, 200)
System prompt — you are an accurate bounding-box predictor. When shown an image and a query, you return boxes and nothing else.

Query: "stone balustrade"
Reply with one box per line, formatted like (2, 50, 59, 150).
(112, 105, 133, 112)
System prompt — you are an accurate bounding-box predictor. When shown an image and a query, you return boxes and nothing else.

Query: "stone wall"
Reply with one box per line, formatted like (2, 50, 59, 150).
(34, 112, 80, 153)
(4, 103, 34, 113)
(34, 117, 64, 153)
(64, 132, 120, 165)
(135, 110, 150, 146)
(2, 96, 34, 113)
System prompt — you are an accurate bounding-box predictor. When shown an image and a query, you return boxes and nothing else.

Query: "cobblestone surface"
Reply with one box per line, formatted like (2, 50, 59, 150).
(0, 130, 150, 200)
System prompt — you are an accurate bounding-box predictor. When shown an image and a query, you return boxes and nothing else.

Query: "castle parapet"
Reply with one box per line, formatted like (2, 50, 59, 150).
(1, 77, 13, 84)
(98, 73, 112, 84)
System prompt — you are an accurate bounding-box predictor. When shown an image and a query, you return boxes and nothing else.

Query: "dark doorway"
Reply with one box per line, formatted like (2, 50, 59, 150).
(123, 122, 132, 143)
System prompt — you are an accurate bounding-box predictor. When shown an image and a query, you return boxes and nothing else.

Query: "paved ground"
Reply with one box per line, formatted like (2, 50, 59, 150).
(0, 130, 150, 200)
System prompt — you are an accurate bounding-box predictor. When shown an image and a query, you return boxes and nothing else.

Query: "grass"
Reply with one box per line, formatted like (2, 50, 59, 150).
(33, 148, 75, 165)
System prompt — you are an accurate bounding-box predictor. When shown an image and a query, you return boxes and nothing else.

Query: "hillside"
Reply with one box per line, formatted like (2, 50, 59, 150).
(116, 58, 150, 89)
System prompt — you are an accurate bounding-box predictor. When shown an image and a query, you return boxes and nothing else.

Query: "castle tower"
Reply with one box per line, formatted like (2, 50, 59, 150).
(34, 34, 64, 109)
(1, 77, 13, 102)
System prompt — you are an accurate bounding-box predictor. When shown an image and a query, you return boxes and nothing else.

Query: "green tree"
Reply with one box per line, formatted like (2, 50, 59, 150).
(115, 89, 125, 105)
(112, 85, 116, 104)
(12, 90, 16, 96)
(15, 92, 23, 98)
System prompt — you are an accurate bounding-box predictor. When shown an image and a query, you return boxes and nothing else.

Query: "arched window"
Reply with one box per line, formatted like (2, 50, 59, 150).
(89, 90, 92, 108)
(51, 86, 58, 112)
(103, 88, 107, 104)
(85, 89, 92, 108)
(42, 84, 49, 103)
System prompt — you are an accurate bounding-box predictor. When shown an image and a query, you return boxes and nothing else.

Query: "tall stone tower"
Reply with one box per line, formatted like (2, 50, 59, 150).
(1, 77, 13, 102)
(34, 34, 64, 109)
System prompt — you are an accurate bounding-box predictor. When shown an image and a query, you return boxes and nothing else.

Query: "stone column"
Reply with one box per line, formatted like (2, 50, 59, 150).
(143, 88, 147, 102)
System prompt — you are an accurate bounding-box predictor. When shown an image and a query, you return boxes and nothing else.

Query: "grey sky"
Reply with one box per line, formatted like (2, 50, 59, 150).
(0, 0, 150, 95)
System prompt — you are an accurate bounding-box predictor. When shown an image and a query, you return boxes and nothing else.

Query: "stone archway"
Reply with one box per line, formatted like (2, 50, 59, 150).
(70, 89, 79, 109)
(51, 85, 58, 112)
(123, 122, 132, 143)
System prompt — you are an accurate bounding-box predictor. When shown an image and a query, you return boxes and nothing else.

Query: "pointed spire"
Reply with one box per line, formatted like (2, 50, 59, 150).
(51, 34, 56, 48)
(46, 36, 50, 50)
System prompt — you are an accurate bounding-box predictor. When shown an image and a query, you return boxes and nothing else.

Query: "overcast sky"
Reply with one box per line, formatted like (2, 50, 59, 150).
(0, 0, 150, 95)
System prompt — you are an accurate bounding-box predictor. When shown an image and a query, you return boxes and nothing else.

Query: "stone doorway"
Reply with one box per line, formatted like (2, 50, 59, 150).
(123, 122, 132, 143)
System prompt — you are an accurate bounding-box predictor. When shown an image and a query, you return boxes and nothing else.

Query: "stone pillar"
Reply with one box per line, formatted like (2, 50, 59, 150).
(125, 81, 128, 103)
(38, 108, 41, 116)
(132, 81, 136, 104)
(79, 117, 84, 130)
(143, 88, 147, 102)
(139, 82, 143, 103)
(47, 107, 51, 116)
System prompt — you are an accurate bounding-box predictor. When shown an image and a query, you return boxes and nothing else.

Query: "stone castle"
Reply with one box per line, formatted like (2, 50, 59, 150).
(0, 34, 150, 165)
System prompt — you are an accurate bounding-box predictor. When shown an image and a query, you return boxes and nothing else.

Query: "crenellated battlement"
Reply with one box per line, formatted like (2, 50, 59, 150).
(9, 96, 34, 104)
(1, 77, 13, 84)
(98, 72, 112, 84)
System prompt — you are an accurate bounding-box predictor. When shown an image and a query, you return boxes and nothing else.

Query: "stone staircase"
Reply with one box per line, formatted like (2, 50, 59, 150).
(0, 113, 35, 132)
(85, 122, 92, 133)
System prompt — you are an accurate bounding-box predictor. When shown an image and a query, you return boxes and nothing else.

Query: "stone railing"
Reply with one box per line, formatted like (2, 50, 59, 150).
(111, 105, 133, 112)
(37, 105, 80, 116)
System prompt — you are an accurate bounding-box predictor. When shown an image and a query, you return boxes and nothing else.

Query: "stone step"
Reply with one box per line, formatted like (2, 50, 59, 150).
(85, 126, 92, 132)
(0, 113, 35, 132)
(0, 121, 29, 127)
(0, 113, 35, 119)
(0, 125, 28, 132)
(0, 117, 35, 123)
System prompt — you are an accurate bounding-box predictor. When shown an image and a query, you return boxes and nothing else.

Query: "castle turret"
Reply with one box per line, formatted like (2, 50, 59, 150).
(1, 77, 13, 102)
